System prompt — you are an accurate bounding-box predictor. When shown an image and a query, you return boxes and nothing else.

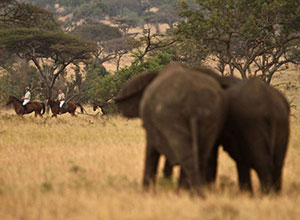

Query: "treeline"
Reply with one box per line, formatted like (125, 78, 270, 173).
(23, 0, 198, 30)
(0, 0, 299, 112)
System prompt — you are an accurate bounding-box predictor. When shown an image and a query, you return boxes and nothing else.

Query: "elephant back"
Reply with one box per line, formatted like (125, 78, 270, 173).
(193, 66, 241, 89)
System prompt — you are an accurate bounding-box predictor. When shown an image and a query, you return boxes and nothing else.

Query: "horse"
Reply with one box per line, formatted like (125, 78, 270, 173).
(46, 98, 84, 117)
(6, 96, 45, 117)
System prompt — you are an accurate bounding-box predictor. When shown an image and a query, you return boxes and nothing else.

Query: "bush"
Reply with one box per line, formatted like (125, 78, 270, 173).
(0, 75, 16, 105)
(87, 51, 172, 114)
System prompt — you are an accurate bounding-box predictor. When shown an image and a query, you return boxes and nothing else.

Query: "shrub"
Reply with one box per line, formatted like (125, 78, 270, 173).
(87, 51, 172, 114)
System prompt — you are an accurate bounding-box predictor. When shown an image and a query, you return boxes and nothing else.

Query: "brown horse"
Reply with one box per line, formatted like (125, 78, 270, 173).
(6, 96, 45, 117)
(46, 98, 84, 117)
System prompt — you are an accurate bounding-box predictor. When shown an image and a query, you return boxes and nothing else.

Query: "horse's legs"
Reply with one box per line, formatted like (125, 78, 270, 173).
(70, 110, 76, 116)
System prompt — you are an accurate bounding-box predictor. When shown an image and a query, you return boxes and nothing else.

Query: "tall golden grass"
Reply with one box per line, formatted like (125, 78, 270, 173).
(0, 105, 299, 220)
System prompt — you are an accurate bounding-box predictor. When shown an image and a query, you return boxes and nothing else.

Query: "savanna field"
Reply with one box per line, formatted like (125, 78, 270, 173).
(1, 69, 300, 220)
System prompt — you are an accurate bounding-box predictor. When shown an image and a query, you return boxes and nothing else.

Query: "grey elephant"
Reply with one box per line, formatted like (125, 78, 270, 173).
(162, 70, 290, 193)
(115, 63, 228, 194)
(116, 63, 290, 194)
(218, 77, 290, 193)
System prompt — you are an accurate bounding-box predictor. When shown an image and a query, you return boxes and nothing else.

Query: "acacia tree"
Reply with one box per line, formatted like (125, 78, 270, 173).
(0, 28, 96, 97)
(72, 22, 122, 66)
(72, 22, 139, 71)
(0, 0, 56, 29)
(175, 0, 300, 83)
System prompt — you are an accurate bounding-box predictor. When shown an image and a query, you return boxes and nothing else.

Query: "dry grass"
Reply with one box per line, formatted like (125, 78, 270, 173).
(0, 103, 299, 220)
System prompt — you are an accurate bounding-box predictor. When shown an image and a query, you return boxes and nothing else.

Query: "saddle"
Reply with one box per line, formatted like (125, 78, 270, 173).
(57, 102, 68, 109)
(63, 103, 68, 109)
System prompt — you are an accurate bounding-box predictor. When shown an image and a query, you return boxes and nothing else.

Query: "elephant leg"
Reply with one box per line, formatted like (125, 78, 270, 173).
(161, 131, 201, 194)
(236, 162, 252, 192)
(180, 157, 201, 195)
(178, 168, 190, 189)
(272, 132, 289, 193)
(272, 145, 287, 193)
(272, 167, 283, 192)
(179, 118, 218, 195)
(205, 144, 219, 184)
(143, 141, 160, 189)
(196, 119, 221, 194)
(249, 144, 273, 193)
(163, 158, 173, 179)
(256, 164, 273, 194)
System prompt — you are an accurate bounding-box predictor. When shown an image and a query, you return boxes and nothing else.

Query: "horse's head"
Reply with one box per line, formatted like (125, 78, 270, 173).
(46, 98, 59, 108)
(6, 96, 13, 106)
(6, 96, 20, 106)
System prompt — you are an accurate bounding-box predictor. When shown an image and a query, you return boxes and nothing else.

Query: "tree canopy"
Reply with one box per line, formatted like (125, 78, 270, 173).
(0, 0, 57, 29)
(175, 0, 300, 83)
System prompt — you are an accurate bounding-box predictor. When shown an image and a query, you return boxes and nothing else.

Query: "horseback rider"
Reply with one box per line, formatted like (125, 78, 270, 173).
(21, 87, 31, 113)
(56, 89, 65, 113)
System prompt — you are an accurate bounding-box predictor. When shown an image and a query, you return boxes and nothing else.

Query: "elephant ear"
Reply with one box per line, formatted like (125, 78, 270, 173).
(115, 71, 159, 118)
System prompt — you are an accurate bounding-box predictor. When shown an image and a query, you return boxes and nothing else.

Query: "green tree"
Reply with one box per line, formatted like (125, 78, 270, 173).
(72, 22, 139, 71)
(73, 0, 108, 22)
(0, 0, 57, 29)
(175, 0, 300, 83)
(88, 51, 172, 107)
(72, 22, 122, 42)
(0, 75, 16, 104)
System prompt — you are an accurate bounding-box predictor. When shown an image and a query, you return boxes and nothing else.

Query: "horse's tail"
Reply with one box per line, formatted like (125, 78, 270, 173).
(76, 103, 84, 114)
(41, 103, 46, 115)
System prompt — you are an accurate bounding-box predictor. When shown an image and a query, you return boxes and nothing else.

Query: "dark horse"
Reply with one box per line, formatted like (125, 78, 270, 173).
(46, 98, 84, 117)
(6, 96, 45, 117)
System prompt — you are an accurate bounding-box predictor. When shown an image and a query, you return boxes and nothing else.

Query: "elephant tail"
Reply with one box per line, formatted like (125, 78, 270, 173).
(190, 116, 200, 182)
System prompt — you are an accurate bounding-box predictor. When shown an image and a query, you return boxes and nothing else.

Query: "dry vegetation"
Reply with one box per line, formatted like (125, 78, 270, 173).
(0, 69, 300, 220)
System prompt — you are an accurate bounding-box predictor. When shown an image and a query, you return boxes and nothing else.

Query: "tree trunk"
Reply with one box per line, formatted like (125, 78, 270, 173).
(154, 23, 160, 34)
(116, 55, 122, 71)
(216, 61, 225, 76)
(46, 84, 53, 98)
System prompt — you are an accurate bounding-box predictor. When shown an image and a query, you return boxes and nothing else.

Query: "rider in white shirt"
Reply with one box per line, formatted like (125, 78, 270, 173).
(56, 89, 65, 112)
(21, 87, 31, 113)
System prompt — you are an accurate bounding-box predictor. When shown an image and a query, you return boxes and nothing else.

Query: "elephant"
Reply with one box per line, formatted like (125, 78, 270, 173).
(162, 73, 290, 193)
(115, 63, 228, 194)
(116, 63, 290, 194)
(218, 78, 290, 193)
